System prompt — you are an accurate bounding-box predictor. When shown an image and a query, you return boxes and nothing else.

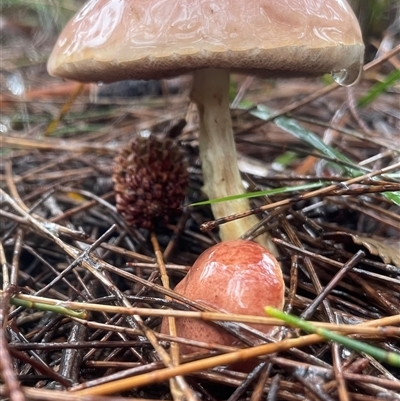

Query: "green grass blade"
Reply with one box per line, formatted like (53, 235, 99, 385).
(252, 106, 361, 176)
(10, 296, 87, 319)
(251, 105, 400, 207)
(188, 182, 324, 207)
(357, 69, 400, 108)
(265, 307, 400, 367)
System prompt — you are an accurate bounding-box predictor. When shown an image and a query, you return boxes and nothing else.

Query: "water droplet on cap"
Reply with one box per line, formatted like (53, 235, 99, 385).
(97, 81, 104, 87)
(331, 63, 363, 87)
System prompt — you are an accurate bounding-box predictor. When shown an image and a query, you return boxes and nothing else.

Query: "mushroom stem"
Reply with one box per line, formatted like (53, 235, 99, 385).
(191, 68, 276, 254)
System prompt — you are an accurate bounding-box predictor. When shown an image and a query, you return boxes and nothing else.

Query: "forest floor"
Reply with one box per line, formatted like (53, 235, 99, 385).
(1, 2, 399, 400)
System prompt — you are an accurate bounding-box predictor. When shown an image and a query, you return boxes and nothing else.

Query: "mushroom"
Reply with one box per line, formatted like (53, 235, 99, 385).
(160, 240, 285, 355)
(47, 0, 364, 251)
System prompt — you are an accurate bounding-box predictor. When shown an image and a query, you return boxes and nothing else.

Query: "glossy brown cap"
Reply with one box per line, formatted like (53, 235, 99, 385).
(48, 0, 364, 84)
(161, 240, 285, 355)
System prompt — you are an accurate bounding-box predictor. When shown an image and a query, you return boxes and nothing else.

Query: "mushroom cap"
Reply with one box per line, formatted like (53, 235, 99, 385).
(48, 0, 364, 83)
(161, 240, 285, 354)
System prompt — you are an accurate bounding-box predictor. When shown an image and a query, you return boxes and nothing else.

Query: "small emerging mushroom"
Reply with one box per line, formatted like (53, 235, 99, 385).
(160, 240, 285, 356)
(47, 0, 364, 252)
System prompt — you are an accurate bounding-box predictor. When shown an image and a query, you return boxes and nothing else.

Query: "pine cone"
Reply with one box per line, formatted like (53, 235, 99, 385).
(112, 135, 188, 229)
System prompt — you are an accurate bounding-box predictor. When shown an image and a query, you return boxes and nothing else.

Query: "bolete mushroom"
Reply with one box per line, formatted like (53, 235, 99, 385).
(47, 0, 364, 251)
(160, 240, 285, 355)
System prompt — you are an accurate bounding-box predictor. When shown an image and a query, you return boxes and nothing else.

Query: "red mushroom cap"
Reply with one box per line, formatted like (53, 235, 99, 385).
(161, 240, 285, 354)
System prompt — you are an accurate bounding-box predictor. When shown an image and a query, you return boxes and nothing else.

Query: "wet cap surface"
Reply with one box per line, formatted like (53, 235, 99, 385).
(48, 0, 364, 83)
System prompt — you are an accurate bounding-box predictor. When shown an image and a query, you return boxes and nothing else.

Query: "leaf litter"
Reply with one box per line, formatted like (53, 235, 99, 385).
(1, 1, 400, 400)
